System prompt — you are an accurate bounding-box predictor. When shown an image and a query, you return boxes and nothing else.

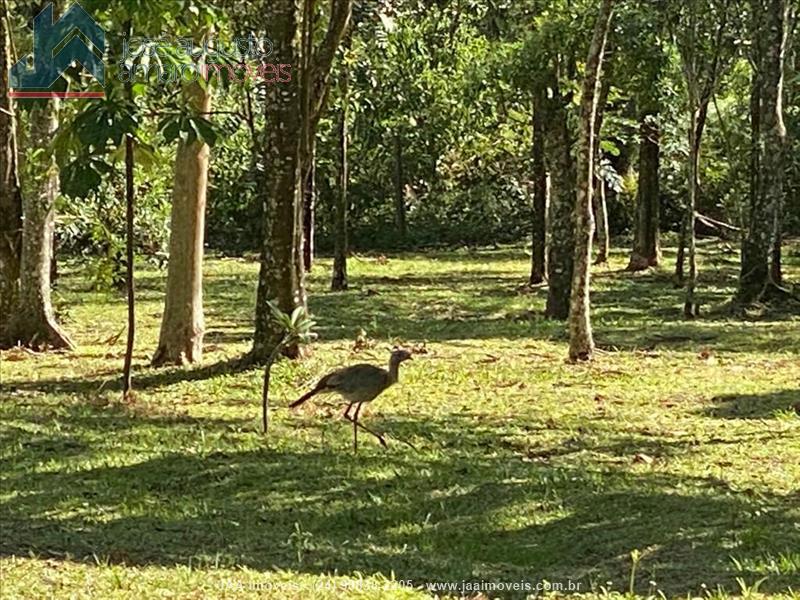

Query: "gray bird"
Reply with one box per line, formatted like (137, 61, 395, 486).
(290, 348, 413, 451)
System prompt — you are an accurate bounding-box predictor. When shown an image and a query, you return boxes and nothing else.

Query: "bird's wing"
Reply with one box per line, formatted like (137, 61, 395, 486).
(326, 364, 388, 395)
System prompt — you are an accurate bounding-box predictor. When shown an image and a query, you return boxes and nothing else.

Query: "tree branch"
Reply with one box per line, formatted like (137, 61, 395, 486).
(310, 0, 352, 123)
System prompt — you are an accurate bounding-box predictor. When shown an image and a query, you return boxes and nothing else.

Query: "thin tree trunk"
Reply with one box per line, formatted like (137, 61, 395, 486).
(152, 80, 211, 366)
(262, 334, 286, 437)
(122, 130, 135, 396)
(628, 111, 661, 270)
(331, 46, 349, 291)
(6, 98, 73, 350)
(684, 104, 700, 318)
(568, 0, 613, 361)
(592, 74, 611, 266)
(121, 19, 135, 397)
(530, 88, 548, 285)
(675, 219, 687, 284)
(302, 142, 316, 271)
(593, 177, 609, 265)
(0, 0, 22, 344)
(393, 132, 406, 241)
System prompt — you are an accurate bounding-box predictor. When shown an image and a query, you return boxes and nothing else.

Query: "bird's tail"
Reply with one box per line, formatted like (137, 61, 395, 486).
(289, 389, 318, 409)
(291, 374, 333, 409)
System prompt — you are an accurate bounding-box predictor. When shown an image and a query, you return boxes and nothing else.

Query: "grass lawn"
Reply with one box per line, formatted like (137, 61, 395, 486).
(1, 241, 799, 599)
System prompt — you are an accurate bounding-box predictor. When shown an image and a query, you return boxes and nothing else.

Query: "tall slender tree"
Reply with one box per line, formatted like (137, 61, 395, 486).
(592, 75, 612, 266)
(529, 87, 548, 285)
(671, 0, 736, 317)
(568, 0, 614, 361)
(736, 0, 789, 304)
(331, 31, 352, 292)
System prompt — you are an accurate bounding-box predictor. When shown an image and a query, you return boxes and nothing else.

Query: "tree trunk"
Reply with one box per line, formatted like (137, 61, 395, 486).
(628, 111, 661, 270)
(529, 88, 548, 285)
(331, 51, 349, 292)
(568, 0, 613, 361)
(675, 219, 687, 284)
(5, 99, 73, 350)
(252, 0, 351, 362)
(593, 177, 609, 265)
(684, 105, 701, 318)
(121, 130, 135, 397)
(302, 141, 316, 271)
(592, 74, 611, 266)
(770, 224, 782, 285)
(545, 92, 576, 320)
(393, 132, 407, 241)
(152, 80, 211, 366)
(0, 2, 22, 344)
(737, 0, 787, 305)
(253, 0, 305, 362)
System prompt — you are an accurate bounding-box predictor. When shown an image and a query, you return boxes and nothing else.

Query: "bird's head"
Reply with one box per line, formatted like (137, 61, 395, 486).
(390, 347, 413, 363)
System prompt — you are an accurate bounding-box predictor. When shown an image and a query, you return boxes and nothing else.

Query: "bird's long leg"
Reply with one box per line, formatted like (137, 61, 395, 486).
(347, 403, 387, 450)
(353, 403, 359, 454)
(343, 403, 353, 420)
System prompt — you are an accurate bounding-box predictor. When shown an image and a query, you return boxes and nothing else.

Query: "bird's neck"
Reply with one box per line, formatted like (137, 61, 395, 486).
(388, 358, 401, 384)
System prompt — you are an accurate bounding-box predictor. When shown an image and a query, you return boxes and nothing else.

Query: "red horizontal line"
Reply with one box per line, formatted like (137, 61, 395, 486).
(9, 91, 105, 98)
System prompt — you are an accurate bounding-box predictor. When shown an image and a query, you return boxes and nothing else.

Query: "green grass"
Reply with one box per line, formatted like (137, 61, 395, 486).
(1, 241, 799, 599)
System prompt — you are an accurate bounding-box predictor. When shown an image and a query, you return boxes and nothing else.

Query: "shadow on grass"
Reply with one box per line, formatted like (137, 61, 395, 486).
(1, 404, 798, 597)
(703, 389, 800, 419)
(0, 354, 260, 397)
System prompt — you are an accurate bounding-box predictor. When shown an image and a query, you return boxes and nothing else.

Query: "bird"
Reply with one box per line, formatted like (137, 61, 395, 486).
(290, 348, 413, 452)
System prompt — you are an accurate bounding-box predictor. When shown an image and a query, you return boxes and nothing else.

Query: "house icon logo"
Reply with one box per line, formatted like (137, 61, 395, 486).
(9, 2, 105, 99)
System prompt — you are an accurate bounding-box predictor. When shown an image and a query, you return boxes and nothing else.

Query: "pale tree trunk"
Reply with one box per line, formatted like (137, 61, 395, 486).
(331, 44, 349, 291)
(152, 80, 211, 366)
(568, 0, 613, 361)
(628, 110, 661, 270)
(529, 87, 548, 285)
(7, 99, 73, 350)
(393, 132, 406, 241)
(592, 75, 611, 266)
(0, 0, 22, 344)
(737, 0, 788, 304)
(545, 87, 576, 320)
